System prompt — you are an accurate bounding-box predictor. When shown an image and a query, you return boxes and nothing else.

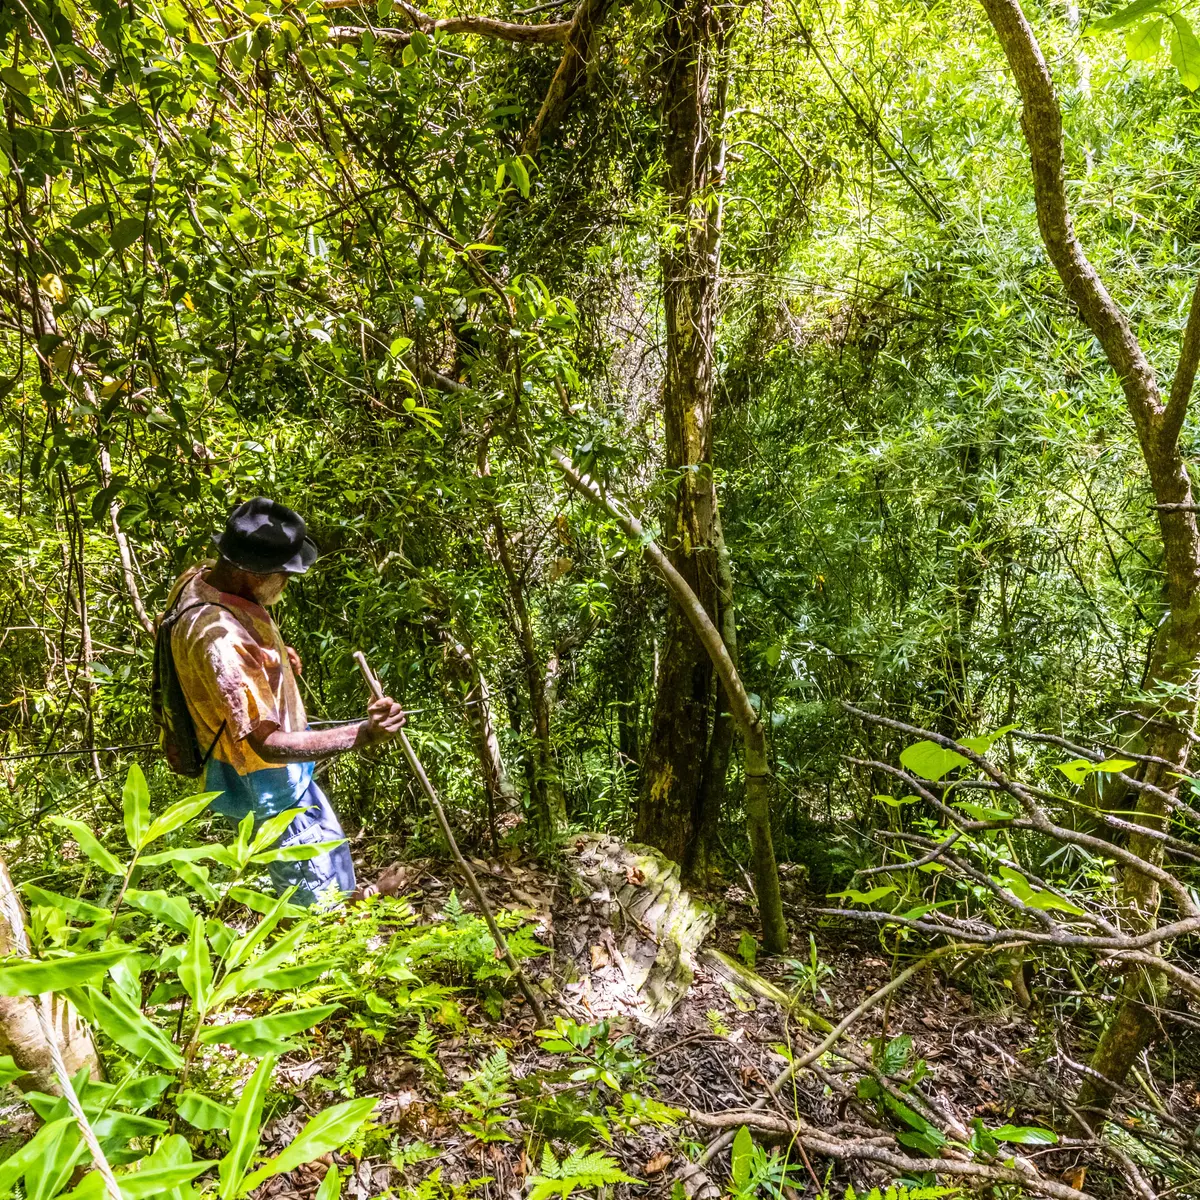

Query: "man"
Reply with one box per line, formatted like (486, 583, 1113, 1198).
(164, 497, 407, 906)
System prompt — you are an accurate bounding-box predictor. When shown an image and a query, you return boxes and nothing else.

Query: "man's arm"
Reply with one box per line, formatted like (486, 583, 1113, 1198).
(247, 696, 407, 764)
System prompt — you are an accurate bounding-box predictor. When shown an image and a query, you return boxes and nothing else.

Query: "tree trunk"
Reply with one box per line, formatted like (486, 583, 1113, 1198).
(492, 512, 567, 840)
(639, 0, 732, 865)
(980, 0, 1200, 1116)
(689, 515, 739, 880)
(0, 857, 101, 1093)
(433, 622, 518, 850)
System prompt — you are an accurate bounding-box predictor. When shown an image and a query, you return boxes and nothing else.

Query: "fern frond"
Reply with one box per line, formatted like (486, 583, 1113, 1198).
(527, 1145, 640, 1200)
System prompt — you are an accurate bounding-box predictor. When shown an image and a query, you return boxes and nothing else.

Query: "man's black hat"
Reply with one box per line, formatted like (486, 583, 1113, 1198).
(214, 498, 318, 575)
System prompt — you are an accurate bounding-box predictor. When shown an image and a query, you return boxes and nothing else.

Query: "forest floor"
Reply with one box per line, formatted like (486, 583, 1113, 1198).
(220, 836, 1197, 1200)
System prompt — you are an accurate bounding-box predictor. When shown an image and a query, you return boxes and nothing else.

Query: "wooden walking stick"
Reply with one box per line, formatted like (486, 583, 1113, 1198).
(353, 651, 548, 1026)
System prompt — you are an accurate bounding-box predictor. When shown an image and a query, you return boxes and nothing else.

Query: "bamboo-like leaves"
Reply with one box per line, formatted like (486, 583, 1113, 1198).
(0, 949, 129, 997)
(197, 1003, 341, 1056)
(217, 1055, 275, 1200)
(180, 917, 212, 1012)
(86, 985, 183, 1069)
(239, 1098, 376, 1194)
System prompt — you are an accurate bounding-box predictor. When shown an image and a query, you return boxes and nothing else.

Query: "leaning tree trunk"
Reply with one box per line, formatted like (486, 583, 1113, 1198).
(639, 0, 734, 869)
(554, 450, 789, 953)
(980, 0, 1200, 1117)
(0, 857, 101, 1092)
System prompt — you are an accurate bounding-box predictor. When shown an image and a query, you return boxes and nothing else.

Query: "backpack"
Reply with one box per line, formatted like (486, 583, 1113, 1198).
(152, 598, 236, 777)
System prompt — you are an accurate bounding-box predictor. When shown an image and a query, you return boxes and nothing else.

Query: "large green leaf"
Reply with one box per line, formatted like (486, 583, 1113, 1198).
(898, 739, 969, 782)
(126, 889, 196, 934)
(87, 985, 184, 1069)
(218, 1055, 275, 1200)
(240, 1097, 377, 1193)
(0, 949, 129, 997)
(991, 1124, 1058, 1144)
(49, 817, 124, 875)
(123, 764, 151, 850)
(1087, 0, 1164, 33)
(1127, 18, 1164, 59)
(197, 1003, 341, 1055)
(141, 792, 220, 849)
(23, 885, 109, 924)
(176, 1090, 235, 1132)
(180, 917, 212, 1011)
(248, 807, 306, 856)
(250, 839, 344, 865)
(117, 1161, 213, 1199)
(23, 1113, 84, 1200)
(1170, 12, 1200, 88)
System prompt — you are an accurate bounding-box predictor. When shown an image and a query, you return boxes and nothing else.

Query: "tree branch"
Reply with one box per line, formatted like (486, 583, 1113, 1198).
(977, 0, 1162, 438)
(1163, 274, 1200, 450)
(520, 0, 614, 156)
(322, 0, 573, 41)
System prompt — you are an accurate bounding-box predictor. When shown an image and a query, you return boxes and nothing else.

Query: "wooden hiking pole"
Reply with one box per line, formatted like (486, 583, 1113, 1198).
(353, 651, 548, 1026)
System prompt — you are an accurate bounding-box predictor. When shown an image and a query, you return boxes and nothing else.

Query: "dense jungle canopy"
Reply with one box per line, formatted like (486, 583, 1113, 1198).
(5, 0, 1200, 1196)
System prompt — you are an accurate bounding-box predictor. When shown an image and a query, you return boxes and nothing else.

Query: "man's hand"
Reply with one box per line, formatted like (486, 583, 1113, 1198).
(356, 696, 407, 748)
(286, 645, 303, 676)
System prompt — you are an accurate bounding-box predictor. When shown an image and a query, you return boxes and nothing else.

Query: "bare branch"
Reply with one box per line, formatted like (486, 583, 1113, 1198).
(323, 0, 572, 41)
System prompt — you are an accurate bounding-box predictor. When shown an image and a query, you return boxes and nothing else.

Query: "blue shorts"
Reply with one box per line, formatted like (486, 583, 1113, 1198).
(222, 780, 357, 908)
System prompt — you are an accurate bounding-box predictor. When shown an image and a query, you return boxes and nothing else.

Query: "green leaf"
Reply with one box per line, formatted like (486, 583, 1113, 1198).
(1088, 0, 1164, 33)
(730, 1125, 754, 1190)
(177, 1090, 235, 1131)
(991, 1124, 1058, 1144)
(315, 1165, 342, 1200)
(240, 1098, 377, 1192)
(23, 885, 109, 924)
(0, 1118, 76, 1196)
(87, 985, 184, 1069)
(123, 764, 151, 850)
(0, 1054, 29, 1088)
(1095, 757, 1136, 773)
(180, 917, 213, 1011)
(125, 889, 196, 934)
(50, 817, 124, 875)
(1055, 758, 1094, 785)
(508, 156, 531, 198)
(111, 216, 145, 254)
(141, 792, 219, 849)
(0, 949, 129, 997)
(249, 839, 344, 864)
(116, 1160, 214, 1198)
(1170, 12, 1200, 88)
(197, 1003, 341, 1055)
(140, 843, 238, 869)
(1126, 18, 1164, 59)
(878, 1033, 912, 1076)
(953, 801, 1014, 822)
(159, 6, 190, 37)
(899, 740, 970, 781)
(826, 885, 897, 906)
(249, 807, 307, 856)
(218, 1056, 275, 1200)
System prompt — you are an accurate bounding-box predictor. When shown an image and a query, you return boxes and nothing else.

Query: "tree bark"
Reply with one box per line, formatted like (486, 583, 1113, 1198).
(432, 622, 518, 850)
(553, 449, 789, 953)
(492, 512, 567, 840)
(690, 512, 738, 880)
(638, 0, 734, 866)
(0, 857, 101, 1093)
(979, 0, 1200, 1115)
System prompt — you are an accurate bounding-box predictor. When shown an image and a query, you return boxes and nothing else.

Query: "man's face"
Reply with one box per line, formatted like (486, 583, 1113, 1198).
(249, 572, 290, 606)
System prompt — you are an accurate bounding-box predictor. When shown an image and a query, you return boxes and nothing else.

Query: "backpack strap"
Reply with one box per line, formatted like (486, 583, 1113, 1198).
(164, 598, 249, 771)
